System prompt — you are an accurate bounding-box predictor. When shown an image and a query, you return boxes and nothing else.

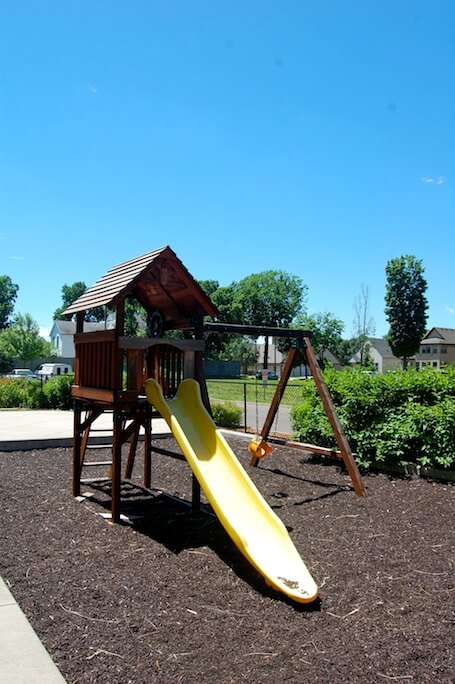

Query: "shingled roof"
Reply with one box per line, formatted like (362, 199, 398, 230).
(422, 327, 455, 344)
(63, 245, 218, 328)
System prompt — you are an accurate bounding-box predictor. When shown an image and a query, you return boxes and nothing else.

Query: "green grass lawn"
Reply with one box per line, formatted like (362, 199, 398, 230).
(206, 378, 304, 406)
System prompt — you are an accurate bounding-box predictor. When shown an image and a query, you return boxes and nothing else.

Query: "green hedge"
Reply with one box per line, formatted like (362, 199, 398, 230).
(291, 367, 455, 470)
(0, 374, 74, 410)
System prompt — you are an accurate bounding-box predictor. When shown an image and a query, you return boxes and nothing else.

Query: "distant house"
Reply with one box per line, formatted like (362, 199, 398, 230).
(50, 320, 111, 358)
(415, 327, 455, 370)
(350, 338, 402, 373)
(253, 338, 343, 376)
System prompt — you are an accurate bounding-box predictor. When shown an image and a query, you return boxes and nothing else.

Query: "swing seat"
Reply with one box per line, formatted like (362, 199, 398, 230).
(248, 438, 273, 459)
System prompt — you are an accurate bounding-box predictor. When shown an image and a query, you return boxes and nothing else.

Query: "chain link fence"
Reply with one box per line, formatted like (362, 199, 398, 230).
(206, 379, 305, 439)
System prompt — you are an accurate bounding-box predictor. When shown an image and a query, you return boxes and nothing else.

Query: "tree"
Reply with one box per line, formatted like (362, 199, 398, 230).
(334, 337, 361, 366)
(214, 336, 258, 374)
(292, 311, 344, 367)
(124, 299, 148, 337)
(198, 279, 220, 300)
(0, 275, 19, 330)
(54, 282, 105, 322)
(0, 313, 52, 363)
(352, 284, 375, 366)
(197, 272, 306, 365)
(232, 271, 307, 367)
(385, 255, 428, 368)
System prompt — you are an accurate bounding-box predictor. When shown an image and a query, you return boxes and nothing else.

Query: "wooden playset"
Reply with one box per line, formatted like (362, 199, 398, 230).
(65, 246, 366, 525)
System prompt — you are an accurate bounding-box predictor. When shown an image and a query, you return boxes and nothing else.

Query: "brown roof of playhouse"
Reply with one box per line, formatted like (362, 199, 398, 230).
(63, 245, 218, 326)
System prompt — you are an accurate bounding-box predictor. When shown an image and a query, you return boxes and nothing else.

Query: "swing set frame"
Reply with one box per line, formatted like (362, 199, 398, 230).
(204, 322, 367, 497)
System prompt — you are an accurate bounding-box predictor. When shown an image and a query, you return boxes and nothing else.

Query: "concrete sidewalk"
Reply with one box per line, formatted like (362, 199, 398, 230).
(0, 578, 66, 683)
(0, 408, 170, 451)
(0, 408, 171, 682)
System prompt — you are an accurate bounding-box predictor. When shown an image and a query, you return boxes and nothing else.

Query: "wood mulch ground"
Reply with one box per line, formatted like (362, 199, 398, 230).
(1, 435, 454, 683)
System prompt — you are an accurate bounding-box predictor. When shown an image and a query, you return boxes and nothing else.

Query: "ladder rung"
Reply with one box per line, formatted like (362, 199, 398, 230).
(83, 461, 112, 467)
(80, 477, 110, 483)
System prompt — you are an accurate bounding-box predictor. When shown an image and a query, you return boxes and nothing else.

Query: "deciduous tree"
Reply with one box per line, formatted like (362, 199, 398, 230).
(0, 275, 19, 330)
(288, 311, 344, 367)
(352, 284, 375, 366)
(385, 255, 428, 368)
(0, 313, 52, 363)
(233, 271, 307, 367)
(54, 282, 105, 322)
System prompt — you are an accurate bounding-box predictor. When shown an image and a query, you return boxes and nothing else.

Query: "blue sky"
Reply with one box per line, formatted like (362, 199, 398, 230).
(1, 1, 453, 339)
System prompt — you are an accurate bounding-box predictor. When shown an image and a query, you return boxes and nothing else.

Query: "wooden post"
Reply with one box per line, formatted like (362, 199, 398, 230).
(111, 410, 123, 523)
(72, 403, 82, 497)
(191, 311, 206, 510)
(303, 336, 367, 497)
(143, 412, 152, 490)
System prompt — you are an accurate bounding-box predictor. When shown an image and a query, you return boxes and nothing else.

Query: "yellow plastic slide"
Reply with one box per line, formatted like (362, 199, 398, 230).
(145, 378, 319, 604)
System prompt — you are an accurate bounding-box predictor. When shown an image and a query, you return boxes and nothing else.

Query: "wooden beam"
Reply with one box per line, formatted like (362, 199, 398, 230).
(205, 322, 312, 339)
(303, 336, 367, 497)
(111, 410, 123, 523)
(72, 404, 82, 497)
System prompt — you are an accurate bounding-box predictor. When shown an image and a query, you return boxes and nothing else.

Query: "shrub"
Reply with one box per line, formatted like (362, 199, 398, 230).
(0, 374, 75, 410)
(0, 377, 30, 408)
(291, 367, 455, 470)
(211, 401, 242, 429)
(292, 395, 335, 447)
(42, 374, 74, 410)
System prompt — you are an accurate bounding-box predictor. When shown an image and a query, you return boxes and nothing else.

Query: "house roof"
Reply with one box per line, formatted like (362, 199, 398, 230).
(349, 337, 397, 364)
(422, 327, 455, 344)
(367, 337, 395, 358)
(63, 245, 218, 327)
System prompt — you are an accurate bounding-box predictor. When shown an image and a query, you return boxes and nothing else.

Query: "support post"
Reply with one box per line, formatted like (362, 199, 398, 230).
(303, 336, 367, 497)
(143, 412, 152, 490)
(111, 410, 123, 523)
(72, 403, 82, 497)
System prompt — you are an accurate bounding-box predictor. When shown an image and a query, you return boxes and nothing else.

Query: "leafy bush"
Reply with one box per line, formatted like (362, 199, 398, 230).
(291, 367, 455, 470)
(211, 401, 242, 429)
(42, 374, 74, 409)
(292, 395, 335, 447)
(0, 377, 30, 408)
(0, 374, 74, 410)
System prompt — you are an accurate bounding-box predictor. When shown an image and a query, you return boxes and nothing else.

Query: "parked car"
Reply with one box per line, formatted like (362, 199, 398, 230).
(255, 369, 278, 380)
(4, 368, 39, 380)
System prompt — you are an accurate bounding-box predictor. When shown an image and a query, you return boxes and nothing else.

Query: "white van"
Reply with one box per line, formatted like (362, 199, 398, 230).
(36, 363, 73, 380)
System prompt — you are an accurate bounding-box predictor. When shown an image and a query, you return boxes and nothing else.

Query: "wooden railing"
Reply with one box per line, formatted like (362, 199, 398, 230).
(73, 332, 204, 403)
(74, 330, 119, 390)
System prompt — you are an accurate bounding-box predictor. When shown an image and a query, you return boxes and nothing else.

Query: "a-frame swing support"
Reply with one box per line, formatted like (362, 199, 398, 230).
(204, 323, 366, 498)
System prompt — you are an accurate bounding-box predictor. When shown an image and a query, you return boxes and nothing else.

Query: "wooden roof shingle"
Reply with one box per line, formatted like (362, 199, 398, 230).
(63, 245, 218, 326)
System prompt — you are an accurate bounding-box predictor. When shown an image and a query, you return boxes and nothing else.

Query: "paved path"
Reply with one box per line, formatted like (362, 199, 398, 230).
(230, 401, 293, 436)
(0, 578, 66, 683)
(0, 409, 169, 451)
